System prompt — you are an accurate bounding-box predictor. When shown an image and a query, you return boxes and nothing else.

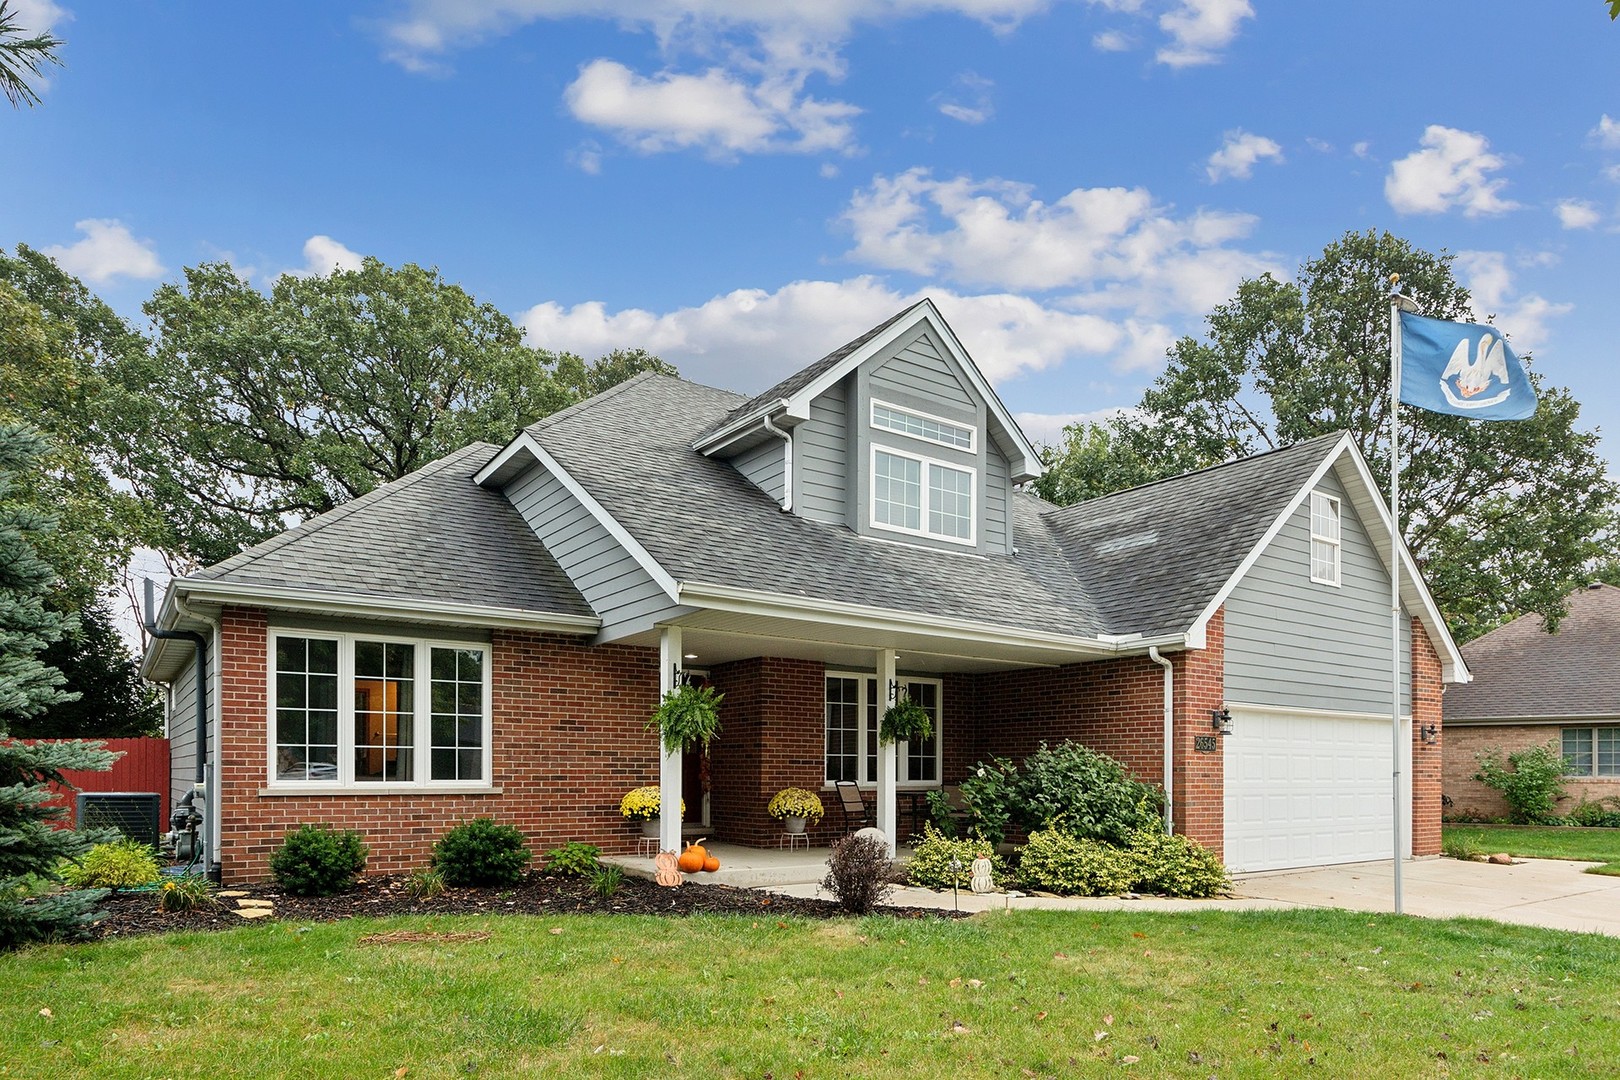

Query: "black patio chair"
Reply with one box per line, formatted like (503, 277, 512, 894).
(834, 780, 870, 834)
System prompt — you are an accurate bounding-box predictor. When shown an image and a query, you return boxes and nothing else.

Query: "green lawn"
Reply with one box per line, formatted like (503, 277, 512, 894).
(4, 909, 1619, 1077)
(1443, 824, 1620, 874)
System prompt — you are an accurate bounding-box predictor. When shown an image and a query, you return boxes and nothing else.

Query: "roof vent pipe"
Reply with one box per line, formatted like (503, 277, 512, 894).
(761, 414, 794, 512)
(1147, 646, 1174, 836)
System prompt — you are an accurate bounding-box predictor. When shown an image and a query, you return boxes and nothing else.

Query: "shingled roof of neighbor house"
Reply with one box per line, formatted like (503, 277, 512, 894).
(188, 441, 595, 619)
(1445, 582, 1620, 721)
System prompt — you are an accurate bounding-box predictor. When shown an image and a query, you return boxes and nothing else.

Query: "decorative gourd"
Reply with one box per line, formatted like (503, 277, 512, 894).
(703, 855, 720, 872)
(970, 856, 994, 894)
(654, 851, 682, 888)
(678, 839, 708, 873)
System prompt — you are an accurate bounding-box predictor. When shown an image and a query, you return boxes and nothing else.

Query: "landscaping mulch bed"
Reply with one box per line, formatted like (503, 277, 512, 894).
(87, 873, 956, 941)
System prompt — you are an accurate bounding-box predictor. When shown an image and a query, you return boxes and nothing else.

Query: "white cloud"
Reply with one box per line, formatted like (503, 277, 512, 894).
(1590, 114, 1620, 150)
(40, 219, 164, 285)
(839, 168, 1280, 315)
(1305, 136, 1332, 154)
(291, 235, 364, 277)
(935, 71, 994, 125)
(1091, 29, 1132, 51)
(563, 58, 859, 156)
(1385, 125, 1519, 217)
(519, 276, 1144, 391)
(819, 161, 841, 179)
(1453, 250, 1571, 353)
(1556, 199, 1601, 230)
(1013, 407, 1132, 446)
(1205, 129, 1282, 182)
(1157, 0, 1253, 67)
(1351, 140, 1371, 158)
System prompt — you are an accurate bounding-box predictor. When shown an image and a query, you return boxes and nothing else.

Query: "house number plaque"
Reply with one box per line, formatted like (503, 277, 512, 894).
(1193, 735, 1218, 752)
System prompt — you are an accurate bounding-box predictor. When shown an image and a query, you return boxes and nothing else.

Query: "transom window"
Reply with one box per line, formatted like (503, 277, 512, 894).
(271, 630, 490, 788)
(871, 399, 975, 451)
(1562, 727, 1620, 777)
(871, 446, 975, 545)
(1309, 491, 1341, 586)
(824, 674, 942, 786)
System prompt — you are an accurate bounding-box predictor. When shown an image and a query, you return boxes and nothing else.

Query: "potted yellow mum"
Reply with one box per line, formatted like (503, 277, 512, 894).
(768, 787, 825, 835)
(620, 786, 684, 838)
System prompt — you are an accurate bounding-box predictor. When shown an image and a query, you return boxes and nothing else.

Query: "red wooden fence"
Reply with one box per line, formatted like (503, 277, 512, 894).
(26, 738, 171, 828)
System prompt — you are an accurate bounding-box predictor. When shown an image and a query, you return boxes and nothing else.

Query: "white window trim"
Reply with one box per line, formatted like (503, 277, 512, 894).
(265, 629, 494, 792)
(869, 444, 977, 546)
(1309, 491, 1341, 587)
(823, 672, 943, 789)
(869, 397, 977, 453)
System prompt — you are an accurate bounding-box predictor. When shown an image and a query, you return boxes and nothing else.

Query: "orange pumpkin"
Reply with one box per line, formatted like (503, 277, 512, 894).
(678, 839, 707, 874)
(702, 855, 720, 872)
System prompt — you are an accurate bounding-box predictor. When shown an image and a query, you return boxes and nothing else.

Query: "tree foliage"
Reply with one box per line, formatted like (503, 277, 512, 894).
(0, 0, 63, 109)
(0, 424, 74, 732)
(12, 601, 162, 739)
(1034, 230, 1615, 642)
(115, 257, 675, 567)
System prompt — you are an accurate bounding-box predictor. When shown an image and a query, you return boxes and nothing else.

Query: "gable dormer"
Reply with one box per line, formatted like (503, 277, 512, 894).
(694, 301, 1040, 556)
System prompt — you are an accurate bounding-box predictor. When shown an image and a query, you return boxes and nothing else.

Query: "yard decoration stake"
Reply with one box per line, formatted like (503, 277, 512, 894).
(654, 851, 682, 888)
(1388, 277, 1537, 914)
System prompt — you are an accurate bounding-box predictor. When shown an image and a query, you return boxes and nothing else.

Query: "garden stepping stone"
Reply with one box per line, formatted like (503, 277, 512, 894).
(230, 897, 276, 919)
(232, 908, 274, 920)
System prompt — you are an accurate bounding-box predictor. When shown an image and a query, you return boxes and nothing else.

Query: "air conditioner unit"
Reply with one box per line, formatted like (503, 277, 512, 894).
(77, 792, 162, 848)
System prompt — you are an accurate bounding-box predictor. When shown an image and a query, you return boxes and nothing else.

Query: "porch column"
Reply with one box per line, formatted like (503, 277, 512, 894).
(658, 626, 683, 855)
(876, 647, 898, 857)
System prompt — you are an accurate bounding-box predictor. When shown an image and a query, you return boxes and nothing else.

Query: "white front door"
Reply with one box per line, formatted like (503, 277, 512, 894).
(1222, 706, 1410, 873)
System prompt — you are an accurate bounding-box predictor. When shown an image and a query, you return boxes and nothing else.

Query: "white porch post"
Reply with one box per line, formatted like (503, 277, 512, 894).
(658, 626, 684, 855)
(876, 647, 898, 857)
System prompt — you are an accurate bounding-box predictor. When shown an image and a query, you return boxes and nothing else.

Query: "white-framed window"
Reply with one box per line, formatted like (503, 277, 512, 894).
(870, 445, 975, 545)
(824, 673, 942, 786)
(1309, 492, 1341, 586)
(870, 399, 976, 452)
(1562, 727, 1620, 777)
(270, 630, 492, 788)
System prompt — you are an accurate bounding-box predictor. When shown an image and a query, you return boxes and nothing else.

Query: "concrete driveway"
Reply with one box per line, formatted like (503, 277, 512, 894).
(1232, 857, 1620, 936)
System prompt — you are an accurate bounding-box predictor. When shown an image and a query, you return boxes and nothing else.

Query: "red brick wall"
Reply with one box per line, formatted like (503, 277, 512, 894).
(708, 657, 833, 845)
(1443, 723, 1616, 821)
(1410, 618, 1443, 855)
(216, 606, 661, 883)
(959, 609, 1227, 857)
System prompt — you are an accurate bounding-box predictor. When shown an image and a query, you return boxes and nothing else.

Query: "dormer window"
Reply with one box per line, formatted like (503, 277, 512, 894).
(872, 447, 975, 544)
(871, 400, 975, 452)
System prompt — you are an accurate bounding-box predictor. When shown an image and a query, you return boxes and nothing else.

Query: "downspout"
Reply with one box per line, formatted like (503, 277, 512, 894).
(175, 593, 223, 883)
(1148, 647, 1174, 836)
(144, 578, 211, 872)
(761, 413, 793, 512)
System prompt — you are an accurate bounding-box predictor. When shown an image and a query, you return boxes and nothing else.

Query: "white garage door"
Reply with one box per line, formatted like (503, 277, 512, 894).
(1222, 707, 1410, 873)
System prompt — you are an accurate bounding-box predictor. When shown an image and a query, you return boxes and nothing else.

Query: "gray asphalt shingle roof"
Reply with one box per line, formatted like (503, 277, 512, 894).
(189, 442, 594, 619)
(1445, 583, 1620, 721)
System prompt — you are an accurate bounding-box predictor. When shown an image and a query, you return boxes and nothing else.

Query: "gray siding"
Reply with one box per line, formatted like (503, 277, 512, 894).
(167, 652, 199, 813)
(732, 438, 785, 506)
(1225, 469, 1412, 713)
(796, 386, 848, 525)
(869, 331, 974, 411)
(505, 464, 677, 640)
(984, 446, 1010, 555)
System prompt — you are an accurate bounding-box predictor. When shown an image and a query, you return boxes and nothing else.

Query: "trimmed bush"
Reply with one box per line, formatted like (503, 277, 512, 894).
(1017, 741, 1163, 844)
(1016, 829, 1134, 896)
(269, 825, 367, 896)
(1125, 829, 1229, 898)
(822, 834, 894, 914)
(1474, 742, 1567, 824)
(432, 818, 531, 887)
(60, 839, 160, 892)
(958, 757, 1020, 846)
(906, 824, 1006, 890)
(541, 841, 601, 877)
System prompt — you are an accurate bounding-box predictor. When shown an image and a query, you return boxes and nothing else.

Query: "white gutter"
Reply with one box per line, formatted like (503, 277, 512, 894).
(761, 413, 794, 512)
(692, 397, 791, 455)
(1148, 646, 1174, 836)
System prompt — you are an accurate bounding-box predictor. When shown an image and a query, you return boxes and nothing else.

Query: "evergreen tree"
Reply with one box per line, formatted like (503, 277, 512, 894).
(12, 601, 163, 739)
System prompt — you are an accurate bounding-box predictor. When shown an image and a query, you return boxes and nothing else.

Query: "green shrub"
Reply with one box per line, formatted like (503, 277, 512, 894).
(1124, 829, 1229, 898)
(589, 863, 624, 900)
(958, 756, 1020, 846)
(906, 824, 1006, 890)
(269, 825, 368, 896)
(1567, 799, 1620, 828)
(157, 874, 215, 913)
(1017, 741, 1163, 844)
(541, 841, 601, 877)
(60, 840, 160, 891)
(1474, 742, 1567, 824)
(403, 868, 446, 900)
(1016, 829, 1134, 896)
(1441, 833, 1484, 861)
(432, 818, 531, 887)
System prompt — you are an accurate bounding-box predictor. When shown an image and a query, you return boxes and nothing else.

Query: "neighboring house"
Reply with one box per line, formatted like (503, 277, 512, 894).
(1444, 582, 1620, 819)
(142, 300, 1467, 882)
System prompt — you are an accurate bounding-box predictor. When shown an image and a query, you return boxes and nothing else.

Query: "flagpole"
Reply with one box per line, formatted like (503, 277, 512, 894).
(1388, 283, 1405, 917)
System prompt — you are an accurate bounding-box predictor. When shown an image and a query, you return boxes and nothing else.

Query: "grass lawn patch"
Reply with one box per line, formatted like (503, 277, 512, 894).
(1444, 825, 1620, 875)
(4, 909, 1620, 1077)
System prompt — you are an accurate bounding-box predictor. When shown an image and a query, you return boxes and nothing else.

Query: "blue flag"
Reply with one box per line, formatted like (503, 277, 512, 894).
(1397, 311, 1537, 421)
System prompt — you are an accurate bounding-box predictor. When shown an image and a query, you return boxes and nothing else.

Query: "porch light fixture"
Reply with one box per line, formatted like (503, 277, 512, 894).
(1421, 723, 1439, 745)
(1210, 708, 1233, 735)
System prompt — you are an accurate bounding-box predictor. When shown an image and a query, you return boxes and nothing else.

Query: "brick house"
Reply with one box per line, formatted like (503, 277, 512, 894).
(142, 301, 1467, 882)
(1444, 582, 1620, 819)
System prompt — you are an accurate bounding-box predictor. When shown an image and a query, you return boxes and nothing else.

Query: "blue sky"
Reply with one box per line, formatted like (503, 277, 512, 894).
(8, 1, 1620, 459)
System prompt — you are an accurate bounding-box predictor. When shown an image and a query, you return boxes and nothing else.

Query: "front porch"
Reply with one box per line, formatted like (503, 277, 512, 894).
(603, 840, 917, 889)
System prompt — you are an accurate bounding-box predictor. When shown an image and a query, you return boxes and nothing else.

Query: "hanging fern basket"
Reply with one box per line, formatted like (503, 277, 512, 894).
(880, 694, 933, 744)
(647, 683, 725, 754)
